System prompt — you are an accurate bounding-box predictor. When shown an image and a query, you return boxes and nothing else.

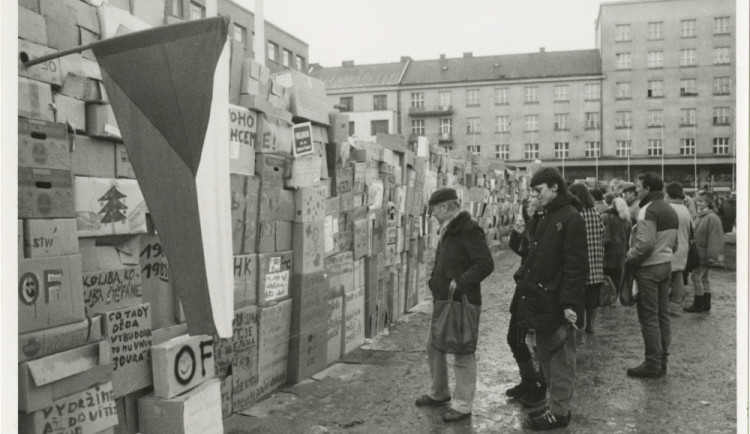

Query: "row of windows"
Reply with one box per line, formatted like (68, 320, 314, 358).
(408, 84, 601, 108)
(613, 108, 732, 128)
(491, 138, 731, 160)
(614, 17, 731, 42)
(229, 24, 306, 71)
(616, 76, 732, 99)
(615, 47, 731, 69)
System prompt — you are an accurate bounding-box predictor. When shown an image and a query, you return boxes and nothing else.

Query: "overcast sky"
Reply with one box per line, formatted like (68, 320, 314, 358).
(236, 0, 607, 67)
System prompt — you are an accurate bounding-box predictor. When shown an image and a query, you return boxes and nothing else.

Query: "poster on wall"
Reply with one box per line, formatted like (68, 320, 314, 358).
(292, 122, 314, 158)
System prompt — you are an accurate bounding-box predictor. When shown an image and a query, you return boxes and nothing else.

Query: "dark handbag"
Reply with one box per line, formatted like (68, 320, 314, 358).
(619, 262, 638, 306)
(598, 275, 618, 307)
(431, 286, 480, 354)
(685, 223, 699, 273)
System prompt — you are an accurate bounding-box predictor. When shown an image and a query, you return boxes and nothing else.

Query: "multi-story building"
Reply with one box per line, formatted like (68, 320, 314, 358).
(311, 0, 736, 190)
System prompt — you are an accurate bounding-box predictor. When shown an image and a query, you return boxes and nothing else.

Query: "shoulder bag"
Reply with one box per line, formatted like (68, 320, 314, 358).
(599, 275, 618, 307)
(431, 286, 480, 354)
(619, 262, 638, 306)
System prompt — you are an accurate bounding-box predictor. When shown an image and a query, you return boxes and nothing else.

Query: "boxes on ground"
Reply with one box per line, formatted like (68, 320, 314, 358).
(19, 382, 118, 434)
(326, 252, 352, 363)
(18, 167, 75, 218)
(288, 271, 328, 384)
(257, 298, 292, 400)
(22, 218, 78, 258)
(18, 118, 71, 171)
(151, 334, 216, 399)
(343, 260, 366, 355)
(138, 378, 223, 434)
(104, 303, 153, 396)
(75, 176, 147, 236)
(212, 305, 259, 413)
(257, 251, 293, 306)
(19, 316, 103, 363)
(19, 254, 84, 334)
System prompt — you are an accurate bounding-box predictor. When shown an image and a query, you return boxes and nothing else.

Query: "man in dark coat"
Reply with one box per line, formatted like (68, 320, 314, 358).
(516, 168, 588, 431)
(414, 187, 494, 423)
(717, 192, 736, 233)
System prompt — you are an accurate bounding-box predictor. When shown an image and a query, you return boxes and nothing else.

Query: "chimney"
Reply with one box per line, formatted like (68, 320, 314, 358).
(342, 60, 354, 67)
(539, 47, 546, 53)
(463, 52, 473, 59)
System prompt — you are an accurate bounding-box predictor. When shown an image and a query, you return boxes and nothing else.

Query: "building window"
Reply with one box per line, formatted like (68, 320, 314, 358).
(170, 0, 183, 17)
(680, 108, 696, 126)
(713, 137, 730, 155)
(616, 140, 631, 157)
(411, 119, 425, 135)
(371, 120, 389, 136)
(616, 53, 631, 69)
(585, 141, 601, 158)
(467, 145, 481, 154)
(714, 76, 731, 95)
(494, 88, 508, 105)
(233, 24, 247, 43)
(467, 117, 481, 134)
(585, 83, 601, 101)
(495, 116, 510, 133)
(713, 47, 730, 65)
(466, 89, 480, 106)
(339, 96, 353, 112)
(524, 86, 538, 103)
(648, 22, 664, 40)
(648, 139, 663, 156)
(680, 49, 697, 67)
(648, 110, 664, 128)
(554, 142, 569, 159)
(681, 19, 696, 38)
(267, 41, 278, 62)
(648, 80, 664, 98)
(713, 107, 731, 125)
(295, 55, 305, 70)
(373, 95, 387, 111)
(410, 92, 424, 108)
(190, 2, 205, 20)
(524, 115, 539, 132)
(615, 111, 632, 129)
(282, 49, 292, 67)
(497, 144, 509, 160)
(680, 138, 695, 155)
(647, 51, 664, 68)
(348, 121, 355, 136)
(615, 24, 631, 42)
(616, 82, 631, 99)
(524, 143, 539, 160)
(680, 79, 697, 96)
(554, 85, 569, 102)
(585, 112, 600, 130)
(714, 16, 730, 34)
(554, 114, 569, 131)
(440, 118, 453, 134)
(439, 91, 451, 108)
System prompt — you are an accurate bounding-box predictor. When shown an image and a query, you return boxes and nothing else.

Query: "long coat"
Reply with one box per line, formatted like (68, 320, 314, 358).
(602, 208, 632, 270)
(429, 211, 494, 306)
(580, 207, 604, 285)
(668, 199, 693, 272)
(693, 209, 725, 265)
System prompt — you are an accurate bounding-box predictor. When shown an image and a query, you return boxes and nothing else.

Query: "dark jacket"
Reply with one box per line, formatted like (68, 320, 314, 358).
(602, 208, 632, 270)
(717, 199, 736, 233)
(513, 195, 589, 331)
(429, 211, 494, 306)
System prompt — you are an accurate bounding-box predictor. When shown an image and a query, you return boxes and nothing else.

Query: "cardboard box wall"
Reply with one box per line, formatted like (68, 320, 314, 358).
(18, 315, 103, 363)
(19, 167, 75, 219)
(256, 299, 292, 400)
(139, 378, 223, 434)
(72, 135, 116, 178)
(138, 232, 179, 330)
(257, 251, 293, 306)
(74, 176, 147, 236)
(18, 118, 71, 171)
(272, 69, 329, 126)
(212, 305, 259, 413)
(287, 271, 328, 384)
(81, 245, 143, 315)
(18, 39, 63, 86)
(19, 77, 55, 122)
(19, 382, 118, 434)
(151, 334, 216, 399)
(23, 218, 79, 258)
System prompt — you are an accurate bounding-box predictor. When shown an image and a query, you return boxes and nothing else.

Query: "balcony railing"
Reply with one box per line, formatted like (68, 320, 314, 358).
(408, 105, 453, 117)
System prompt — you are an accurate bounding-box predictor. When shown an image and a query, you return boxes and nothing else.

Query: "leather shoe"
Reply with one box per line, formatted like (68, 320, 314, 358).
(415, 394, 450, 407)
(627, 362, 663, 378)
(442, 409, 471, 423)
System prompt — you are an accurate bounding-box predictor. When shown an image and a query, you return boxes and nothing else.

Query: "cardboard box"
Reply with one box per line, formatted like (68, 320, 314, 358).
(19, 254, 85, 334)
(220, 374, 233, 419)
(19, 315, 103, 363)
(18, 340, 112, 412)
(255, 153, 287, 186)
(294, 185, 328, 223)
(151, 334, 216, 399)
(81, 246, 143, 315)
(212, 306, 259, 413)
(258, 112, 293, 155)
(326, 295, 344, 365)
(19, 7, 48, 45)
(233, 254, 258, 308)
(115, 143, 137, 178)
(276, 221, 293, 251)
(256, 299, 292, 400)
(139, 233, 178, 330)
(328, 113, 349, 144)
(285, 155, 322, 189)
(86, 103, 121, 140)
(240, 57, 270, 97)
(68, 0, 100, 33)
(272, 70, 330, 126)
(277, 189, 295, 221)
(288, 271, 328, 384)
(268, 79, 291, 112)
(23, 218, 79, 258)
(54, 93, 87, 132)
(239, 95, 296, 125)
(104, 303, 153, 396)
(75, 176, 148, 236)
(257, 251, 293, 306)
(353, 219, 369, 260)
(19, 77, 55, 122)
(291, 221, 325, 275)
(72, 135, 116, 177)
(131, 0, 165, 27)
(60, 73, 102, 101)
(228, 104, 257, 176)
(113, 389, 148, 434)
(344, 259, 366, 355)
(230, 174, 248, 255)
(138, 378, 222, 434)
(19, 382, 118, 434)
(258, 183, 281, 222)
(256, 220, 275, 254)
(18, 39, 63, 86)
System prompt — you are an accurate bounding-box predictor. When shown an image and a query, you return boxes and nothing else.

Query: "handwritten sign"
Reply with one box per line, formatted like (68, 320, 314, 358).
(105, 303, 152, 397)
(256, 299, 291, 400)
(152, 334, 216, 399)
(213, 306, 259, 413)
(83, 267, 143, 315)
(258, 252, 293, 306)
(326, 296, 344, 364)
(21, 382, 117, 434)
(292, 122, 314, 157)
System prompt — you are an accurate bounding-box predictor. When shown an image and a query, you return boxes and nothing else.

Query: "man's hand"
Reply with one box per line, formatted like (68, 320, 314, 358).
(513, 219, 525, 234)
(564, 308, 577, 326)
(450, 279, 458, 292)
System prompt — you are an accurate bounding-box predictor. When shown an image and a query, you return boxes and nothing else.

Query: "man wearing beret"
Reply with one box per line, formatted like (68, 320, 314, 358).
(517, 167, 588, 430)
(414, 187, 494, 423)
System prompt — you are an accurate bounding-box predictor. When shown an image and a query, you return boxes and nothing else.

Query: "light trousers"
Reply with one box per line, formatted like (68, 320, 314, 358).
(426, 327, 477, 413)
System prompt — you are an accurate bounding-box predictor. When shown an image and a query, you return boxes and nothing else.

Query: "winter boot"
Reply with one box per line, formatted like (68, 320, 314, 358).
(585, 307, 596, 334)
(703, 293, 711, 311)
(506, 360, 536, 399)
(519, 379, 547, 408)
(684, 295, 704, 313)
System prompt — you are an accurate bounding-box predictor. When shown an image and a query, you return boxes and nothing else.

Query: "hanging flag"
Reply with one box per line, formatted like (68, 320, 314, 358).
(92, 16, 233, 337)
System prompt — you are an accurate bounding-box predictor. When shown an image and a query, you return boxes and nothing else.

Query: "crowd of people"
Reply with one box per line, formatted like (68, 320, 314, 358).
(413, 169, 734, 430)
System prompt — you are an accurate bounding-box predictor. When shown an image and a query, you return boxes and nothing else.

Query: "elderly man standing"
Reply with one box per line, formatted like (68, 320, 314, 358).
(626, 173, 679, 378)
(415, 187, 494, 423)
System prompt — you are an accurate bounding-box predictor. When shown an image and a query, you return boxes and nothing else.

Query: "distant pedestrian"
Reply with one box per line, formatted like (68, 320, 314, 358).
(622, 184, 640, 224)
(665, 183, 693, 317)
(604, 192, 615, 207)
(590, 189, 609, 215)
(416, 188, 494, 423)
(683, 193, 698, 219)
(602, 197, 632, 294)
(571, 184, 605, 335)
(684, 191, 725, 313)
(625, 173, 679, 379)
(716, 192, 736, 233)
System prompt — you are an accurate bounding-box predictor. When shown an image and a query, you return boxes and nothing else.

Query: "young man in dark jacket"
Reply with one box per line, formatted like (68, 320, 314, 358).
(414, 187, 494, 423)
(516, 168, 588, 431)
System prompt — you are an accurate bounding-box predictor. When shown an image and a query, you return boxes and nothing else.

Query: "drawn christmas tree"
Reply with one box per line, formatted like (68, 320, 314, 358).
(99, 185, 128, 223)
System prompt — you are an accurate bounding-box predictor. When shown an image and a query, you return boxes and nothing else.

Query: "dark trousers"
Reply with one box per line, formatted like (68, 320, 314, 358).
(507, 316, 532, 363)
(604, 267, 622, 293)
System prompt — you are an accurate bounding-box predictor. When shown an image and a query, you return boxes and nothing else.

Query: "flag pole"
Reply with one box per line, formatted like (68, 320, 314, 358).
(693, 124, 698, 191)
(661, 124, 664, 179)
(22, 42, 101, 68)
